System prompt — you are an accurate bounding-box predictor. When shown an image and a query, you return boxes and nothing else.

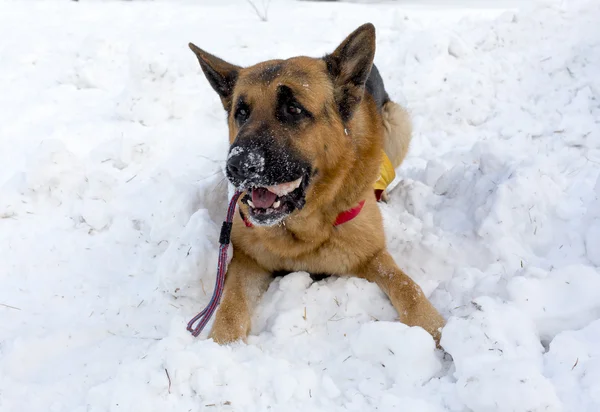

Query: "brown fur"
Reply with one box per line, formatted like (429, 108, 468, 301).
(189, 24, 445, 345)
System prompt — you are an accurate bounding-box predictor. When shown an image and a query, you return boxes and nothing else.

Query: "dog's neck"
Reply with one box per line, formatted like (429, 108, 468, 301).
(302, 102, 383, 223)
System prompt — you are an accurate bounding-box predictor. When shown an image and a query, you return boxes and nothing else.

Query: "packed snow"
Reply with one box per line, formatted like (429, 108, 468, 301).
(1, 0, 599, 411)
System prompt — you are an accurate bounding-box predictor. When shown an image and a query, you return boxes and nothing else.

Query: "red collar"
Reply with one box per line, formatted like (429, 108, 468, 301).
(333, 200, 365, 226)
(240, 199, 365, 228)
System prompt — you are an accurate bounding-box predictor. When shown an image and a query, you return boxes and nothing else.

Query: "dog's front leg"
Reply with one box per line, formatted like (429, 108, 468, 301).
(355, 250, 446, 345)
(209, 251, 273, 344)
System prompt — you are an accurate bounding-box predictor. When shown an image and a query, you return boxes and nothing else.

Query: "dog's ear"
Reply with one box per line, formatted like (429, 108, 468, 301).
(324, 23, 376, 122)
(189, 43, 242, 111)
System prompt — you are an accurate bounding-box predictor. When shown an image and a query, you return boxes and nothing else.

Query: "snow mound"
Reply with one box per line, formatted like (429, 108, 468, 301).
(1, 0, 600, 411)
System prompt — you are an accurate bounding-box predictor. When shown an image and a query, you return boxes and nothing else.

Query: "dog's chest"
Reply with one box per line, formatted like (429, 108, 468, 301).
(237, 227, 382, 276)
(254, 246, 356, 275)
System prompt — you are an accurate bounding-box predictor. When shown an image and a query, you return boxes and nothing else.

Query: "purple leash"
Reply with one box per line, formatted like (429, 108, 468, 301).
(187, 190, 242, 337)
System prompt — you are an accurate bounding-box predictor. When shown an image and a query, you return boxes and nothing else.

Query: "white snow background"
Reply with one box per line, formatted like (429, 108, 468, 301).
(1, 0, 599, 411)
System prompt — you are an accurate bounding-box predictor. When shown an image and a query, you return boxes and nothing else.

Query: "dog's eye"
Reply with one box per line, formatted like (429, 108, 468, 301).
(286, 105, 302, 116)
(235, 106, 250, 124)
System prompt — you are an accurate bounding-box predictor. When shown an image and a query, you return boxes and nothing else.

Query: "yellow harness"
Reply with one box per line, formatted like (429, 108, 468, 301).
(374, 151, 396, 194)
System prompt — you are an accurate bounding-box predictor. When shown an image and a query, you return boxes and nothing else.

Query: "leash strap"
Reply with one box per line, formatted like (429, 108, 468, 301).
(186, 191, 242, 337)
(186, 190, 367, 337)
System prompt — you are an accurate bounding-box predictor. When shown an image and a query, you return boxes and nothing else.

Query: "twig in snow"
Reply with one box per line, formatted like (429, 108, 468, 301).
(206, 401, 231, 407)
(245, 0, 271, 22)
(165, 368, 172, 394)
(0, 303, 21, 310)
(327, 313, 345, 322)
(584, 155, 600, 165)
(572, 358, 579, 370)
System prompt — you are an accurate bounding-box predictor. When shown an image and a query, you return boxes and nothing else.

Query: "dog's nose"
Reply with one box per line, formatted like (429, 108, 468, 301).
(226, 149, 264, 182)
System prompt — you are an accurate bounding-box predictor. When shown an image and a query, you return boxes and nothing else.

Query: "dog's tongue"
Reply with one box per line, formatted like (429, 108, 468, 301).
(251, 187, 277, 209)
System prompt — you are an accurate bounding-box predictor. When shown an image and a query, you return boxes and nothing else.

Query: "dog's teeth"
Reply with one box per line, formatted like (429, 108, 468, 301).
(266, 177, 303, 196)
(248, 200, 255, 208)
(273, 200, 281, 208)
(291, 177, 302, 190)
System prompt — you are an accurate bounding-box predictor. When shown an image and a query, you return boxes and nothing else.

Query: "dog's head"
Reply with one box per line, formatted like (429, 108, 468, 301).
(190, 24, 376, 226)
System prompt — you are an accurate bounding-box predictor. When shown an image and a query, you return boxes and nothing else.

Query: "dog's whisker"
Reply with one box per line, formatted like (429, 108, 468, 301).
(194, 169, 223, 182)
(197, 154, 225, 164)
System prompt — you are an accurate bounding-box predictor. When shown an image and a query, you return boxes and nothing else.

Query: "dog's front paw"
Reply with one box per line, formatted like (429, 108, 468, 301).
(209, 325, 247, 345)
(208, 307, 250, 345)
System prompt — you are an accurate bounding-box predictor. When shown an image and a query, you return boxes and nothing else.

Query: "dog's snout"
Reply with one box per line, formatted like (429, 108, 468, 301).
(226, 148, 265, 182)
(226, 155, 247, 180)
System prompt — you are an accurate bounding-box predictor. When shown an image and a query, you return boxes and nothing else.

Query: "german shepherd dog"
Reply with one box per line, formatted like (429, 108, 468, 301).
(189, 23, 445, 345)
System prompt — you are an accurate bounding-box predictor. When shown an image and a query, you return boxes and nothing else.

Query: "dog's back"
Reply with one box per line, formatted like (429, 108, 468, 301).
(366, 64, 412, 194)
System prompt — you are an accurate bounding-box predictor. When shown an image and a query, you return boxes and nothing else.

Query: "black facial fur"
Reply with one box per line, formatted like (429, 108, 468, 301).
(275, 85, 313, 125)
(250, 63, 283, 83)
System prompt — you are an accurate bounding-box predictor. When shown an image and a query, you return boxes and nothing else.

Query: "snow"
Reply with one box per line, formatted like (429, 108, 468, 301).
(1, 0, 599, 411)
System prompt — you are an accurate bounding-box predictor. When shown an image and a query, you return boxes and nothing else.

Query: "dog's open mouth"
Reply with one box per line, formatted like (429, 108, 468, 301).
(241, 176, 307, 226)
